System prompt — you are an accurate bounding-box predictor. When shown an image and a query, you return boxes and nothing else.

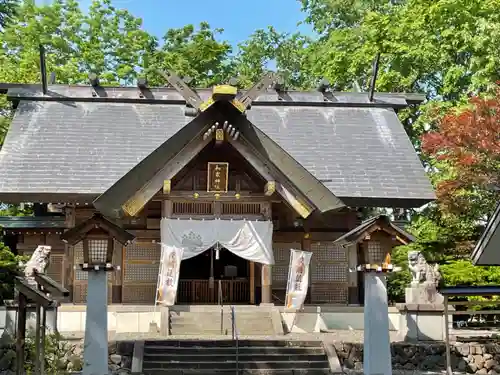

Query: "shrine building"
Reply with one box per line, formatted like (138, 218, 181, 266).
(0, 75, 435, 306)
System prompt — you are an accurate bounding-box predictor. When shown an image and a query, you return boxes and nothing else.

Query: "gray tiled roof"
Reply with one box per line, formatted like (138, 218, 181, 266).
(471, 201, 500, 265)
(246, 106, 435, 205)
(0, 99, 435, 206)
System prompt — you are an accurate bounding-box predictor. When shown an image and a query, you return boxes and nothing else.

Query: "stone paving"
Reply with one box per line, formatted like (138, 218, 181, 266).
(61, 330, 402, 343)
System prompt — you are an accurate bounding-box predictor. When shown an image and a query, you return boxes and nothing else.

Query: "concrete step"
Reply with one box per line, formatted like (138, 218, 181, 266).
(143, 353, 328, 362)
(144, 340, 324, 347)
(143, 370, 332, 375)
(142, 360, 330, 370)
(144, 346, 325, 356)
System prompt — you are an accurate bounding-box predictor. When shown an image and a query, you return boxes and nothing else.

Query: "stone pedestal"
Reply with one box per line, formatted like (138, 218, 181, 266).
(83, 271, 109, 375)
(405, 284, 444, 305)
(364, 273, 392, 375)
(397, 303, 452, 341)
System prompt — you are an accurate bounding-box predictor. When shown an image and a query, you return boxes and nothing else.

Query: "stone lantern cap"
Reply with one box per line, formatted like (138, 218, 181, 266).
(60, 212, 135, 246)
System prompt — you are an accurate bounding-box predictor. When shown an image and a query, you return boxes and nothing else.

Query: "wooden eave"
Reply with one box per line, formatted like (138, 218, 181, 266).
(14, 277, 54, 307)
(60, 213, 135, 246)
(33, 270, 70, 299)
(93, 105, 221, 218)
(334, 215, 415, 246)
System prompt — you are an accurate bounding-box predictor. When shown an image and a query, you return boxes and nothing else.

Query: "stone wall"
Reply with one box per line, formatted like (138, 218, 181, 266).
(0, 334, 133, 374)
(335, 341, 500, 374)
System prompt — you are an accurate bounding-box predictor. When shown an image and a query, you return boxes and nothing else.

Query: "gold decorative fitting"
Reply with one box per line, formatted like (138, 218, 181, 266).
(215, 129, 224, 141)
(193, 192, 199, 199)
(304, 233, 310, 239)
(214, 193, 220, 199)
(163, 179, 171, 195)
(235, 193, 241, 200)
(264, 181, 276, 196)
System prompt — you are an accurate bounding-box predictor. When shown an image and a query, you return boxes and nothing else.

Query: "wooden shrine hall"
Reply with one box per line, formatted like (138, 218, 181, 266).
(0, 72, 435, 306)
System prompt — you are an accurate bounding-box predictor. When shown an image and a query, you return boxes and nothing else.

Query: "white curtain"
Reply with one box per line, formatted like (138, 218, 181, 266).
(160, 218, 274, 265)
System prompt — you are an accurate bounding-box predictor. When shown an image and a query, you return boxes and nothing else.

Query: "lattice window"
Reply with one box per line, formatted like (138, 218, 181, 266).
(173, 201, 213, 215)
(311, 283, 348, 304)
(221, 203, 261, 216)
(310, 241, 348, 304)
(73, 283, 112, 304)
(125, 242, 161, 261)
(89, 239, 108, 263)
(313, 264, 348, 282)
(122, 242, 161, 304)
(73, 242, 111, 281)
(367, 241, 385, 264)
(311, 242, 347, 262)
(272, 242, 301, 287)
(124, 263, 159, 283)
(272, 265, 288, 283)
(122, 284, 157, 304)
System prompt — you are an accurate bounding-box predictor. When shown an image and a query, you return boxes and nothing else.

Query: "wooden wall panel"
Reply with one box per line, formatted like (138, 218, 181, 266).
(122, 241, 161, 304)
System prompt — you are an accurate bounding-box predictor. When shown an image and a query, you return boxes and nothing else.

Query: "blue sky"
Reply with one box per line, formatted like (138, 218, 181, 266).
(68, 0, 315, 47)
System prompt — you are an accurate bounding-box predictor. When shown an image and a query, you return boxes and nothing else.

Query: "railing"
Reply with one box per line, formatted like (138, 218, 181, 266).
(218, 280, 224, 335)
(231, 305, 239, 374)
(177, 279, 250, 304)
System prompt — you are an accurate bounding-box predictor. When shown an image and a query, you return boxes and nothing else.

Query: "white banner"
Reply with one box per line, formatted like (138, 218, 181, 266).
(156, 244, 184, 306)
(285, 249, 312, 309)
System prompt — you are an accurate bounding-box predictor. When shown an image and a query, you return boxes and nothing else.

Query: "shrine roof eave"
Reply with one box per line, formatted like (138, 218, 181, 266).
(3, 84, 426, 110)
(470, 201, 500, 266)
(334, 215, 415, 246)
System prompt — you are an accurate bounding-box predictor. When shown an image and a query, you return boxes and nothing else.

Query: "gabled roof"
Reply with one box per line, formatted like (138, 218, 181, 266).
(334, 215, 415, 246)
(0, 85, 435, 208)
(471, 201, 500, 265)
(61, 213, 135, 246)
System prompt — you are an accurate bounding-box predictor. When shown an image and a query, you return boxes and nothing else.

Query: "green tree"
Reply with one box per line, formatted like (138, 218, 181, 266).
(0, 0, 19, 28)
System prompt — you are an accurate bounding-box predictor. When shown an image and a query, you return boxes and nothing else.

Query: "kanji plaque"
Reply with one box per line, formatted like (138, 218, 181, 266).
(207, 162, 229, 193)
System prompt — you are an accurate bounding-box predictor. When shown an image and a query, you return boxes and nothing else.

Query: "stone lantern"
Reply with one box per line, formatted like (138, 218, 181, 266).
(61, 213, 135, 375)
(335, 215, 414, 375)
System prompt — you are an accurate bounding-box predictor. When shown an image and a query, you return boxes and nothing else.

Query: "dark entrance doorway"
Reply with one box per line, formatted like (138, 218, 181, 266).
(177, 247, 250, 304)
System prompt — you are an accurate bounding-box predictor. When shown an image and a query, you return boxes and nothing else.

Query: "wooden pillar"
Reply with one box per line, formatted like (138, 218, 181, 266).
(260, 201, 272, 304)
(162, 200, 173, 218)
(63, 205, 75, 301)
(249, 261, 255, 304)
(301, 232, 311, 304)
(261, 264, 272, 304)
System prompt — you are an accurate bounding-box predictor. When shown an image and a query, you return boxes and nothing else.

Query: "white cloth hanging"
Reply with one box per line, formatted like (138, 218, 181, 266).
(160, 218, 275, 265)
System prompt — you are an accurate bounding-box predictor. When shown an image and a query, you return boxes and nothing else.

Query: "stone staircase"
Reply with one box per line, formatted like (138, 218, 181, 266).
(169, 306, 277, 336)
(141, 339, 332, 374)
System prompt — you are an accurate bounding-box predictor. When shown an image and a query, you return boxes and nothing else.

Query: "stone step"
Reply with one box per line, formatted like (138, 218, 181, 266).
(143, 353, 328, 362)
(142, 370, 332, 375)
(144, 346, 325, 356)
(142, 360, 330, 370)
(144, 340, 324, 347)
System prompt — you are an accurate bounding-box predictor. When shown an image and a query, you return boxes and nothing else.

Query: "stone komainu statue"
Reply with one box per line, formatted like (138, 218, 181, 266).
(407, 251, 442, 287)
(23, 245, 52, 283)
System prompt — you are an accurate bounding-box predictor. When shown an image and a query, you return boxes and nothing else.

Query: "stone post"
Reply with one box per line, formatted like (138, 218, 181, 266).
(83, 270, 109, 375)
(358, 236, 399, 375)
(364, 273, 391, 375)
(261, 264, 272, 304)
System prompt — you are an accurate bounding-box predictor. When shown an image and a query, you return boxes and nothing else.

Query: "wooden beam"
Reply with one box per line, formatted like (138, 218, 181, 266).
(121, 135, 212, 217)
(228, 138, 315, 218)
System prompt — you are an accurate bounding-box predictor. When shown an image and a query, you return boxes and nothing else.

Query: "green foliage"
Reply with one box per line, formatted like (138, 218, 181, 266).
(23, 331, 82, 373)
(0, 240, 21, 303)
(0, 330, 82, 373)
